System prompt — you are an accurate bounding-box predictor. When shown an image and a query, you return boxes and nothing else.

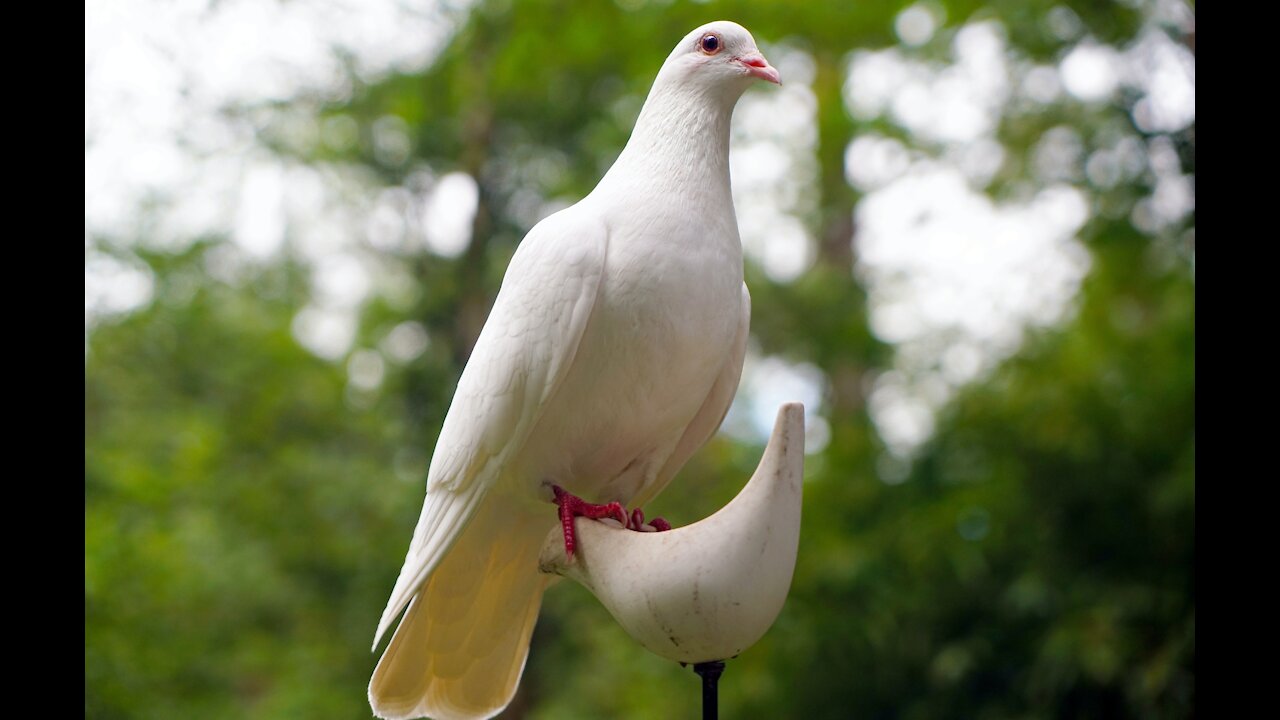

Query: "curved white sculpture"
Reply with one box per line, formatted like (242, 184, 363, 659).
(538, 402, 804, 664)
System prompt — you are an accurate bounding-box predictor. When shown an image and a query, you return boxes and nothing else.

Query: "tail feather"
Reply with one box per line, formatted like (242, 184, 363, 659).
(374, 479, 491, 650)
(370, 502, 550, 720)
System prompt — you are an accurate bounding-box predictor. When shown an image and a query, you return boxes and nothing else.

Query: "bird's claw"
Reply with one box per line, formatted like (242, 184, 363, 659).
(628, 508, 672, 532)
(552, 485, 672, 558)
(553, 485, 627, 558)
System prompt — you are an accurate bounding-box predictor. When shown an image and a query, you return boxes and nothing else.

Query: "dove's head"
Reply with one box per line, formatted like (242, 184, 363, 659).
(605, 21, 778, 180)
(659, 21, 781, 97)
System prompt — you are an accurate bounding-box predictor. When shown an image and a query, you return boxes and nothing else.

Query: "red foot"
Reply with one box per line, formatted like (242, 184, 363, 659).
(552, 485, 627, 558)
(551, 486, 673, 558)
(628, 508, 672, 532)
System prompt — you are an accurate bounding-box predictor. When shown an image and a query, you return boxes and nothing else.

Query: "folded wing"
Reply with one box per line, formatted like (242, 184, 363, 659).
(373, 210, 609, 648)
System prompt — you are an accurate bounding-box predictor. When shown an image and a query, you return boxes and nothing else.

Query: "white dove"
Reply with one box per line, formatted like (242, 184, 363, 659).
(370, 20, 780, 720)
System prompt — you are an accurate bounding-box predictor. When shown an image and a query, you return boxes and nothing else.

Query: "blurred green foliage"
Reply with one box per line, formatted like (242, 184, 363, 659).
(85, 0, 1193, 718)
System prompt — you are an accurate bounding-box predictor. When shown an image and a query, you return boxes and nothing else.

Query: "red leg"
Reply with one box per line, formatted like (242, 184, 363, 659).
(552, 485, 627, 558)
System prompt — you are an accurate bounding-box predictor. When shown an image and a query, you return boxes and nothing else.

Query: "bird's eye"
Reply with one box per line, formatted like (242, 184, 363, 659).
(699, 34, 721, 55)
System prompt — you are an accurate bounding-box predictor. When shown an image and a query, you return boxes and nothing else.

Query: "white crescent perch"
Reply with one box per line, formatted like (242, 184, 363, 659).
(538, 402, 804, 664)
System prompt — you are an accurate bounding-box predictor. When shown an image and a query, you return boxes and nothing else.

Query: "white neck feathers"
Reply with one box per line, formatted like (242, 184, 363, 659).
(596, 68, 741, 200)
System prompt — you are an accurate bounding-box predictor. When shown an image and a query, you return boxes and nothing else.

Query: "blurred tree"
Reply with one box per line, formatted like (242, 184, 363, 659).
(85, 0, 1193, 718)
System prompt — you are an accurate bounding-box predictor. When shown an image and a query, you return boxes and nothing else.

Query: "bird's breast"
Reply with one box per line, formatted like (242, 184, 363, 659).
(514, 207, 743, 508)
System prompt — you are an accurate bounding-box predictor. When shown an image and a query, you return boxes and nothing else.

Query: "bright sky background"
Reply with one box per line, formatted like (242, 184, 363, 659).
(86, 0, 1194, 463)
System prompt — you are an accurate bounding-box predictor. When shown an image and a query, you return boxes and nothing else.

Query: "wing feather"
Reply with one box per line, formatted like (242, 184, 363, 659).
(373, 210, 609, 648)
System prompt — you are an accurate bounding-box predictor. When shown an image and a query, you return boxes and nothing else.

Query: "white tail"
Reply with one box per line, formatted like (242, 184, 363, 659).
(369, 501, 550, 720)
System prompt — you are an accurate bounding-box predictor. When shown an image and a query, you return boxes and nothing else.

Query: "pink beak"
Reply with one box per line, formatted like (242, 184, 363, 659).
(738, 53, 781, 85)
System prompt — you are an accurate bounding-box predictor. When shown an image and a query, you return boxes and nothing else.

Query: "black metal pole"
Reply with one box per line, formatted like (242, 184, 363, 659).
(693, 660, 725, 720)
